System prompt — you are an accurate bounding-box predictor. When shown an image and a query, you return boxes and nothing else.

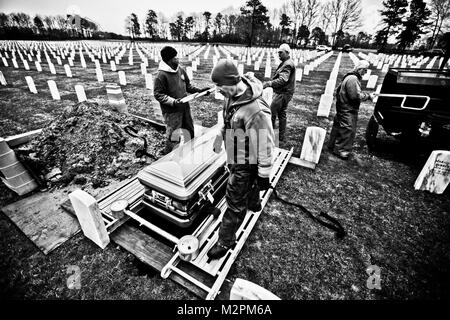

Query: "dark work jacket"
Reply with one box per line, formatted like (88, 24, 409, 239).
(336, 72, 370, 113)
(270, 58, 296, 94)
(219, 73, 275, 179)
(153, 61, 202, 113)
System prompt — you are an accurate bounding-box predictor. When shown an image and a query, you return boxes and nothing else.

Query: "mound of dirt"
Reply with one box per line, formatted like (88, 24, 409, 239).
(16, 102, 165, 189)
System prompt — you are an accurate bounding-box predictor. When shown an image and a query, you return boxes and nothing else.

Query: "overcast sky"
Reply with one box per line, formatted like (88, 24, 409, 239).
(0, 0, 382, 35)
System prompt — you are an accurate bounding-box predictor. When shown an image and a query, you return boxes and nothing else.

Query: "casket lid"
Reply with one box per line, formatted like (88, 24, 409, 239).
(138, 124, 225, 195)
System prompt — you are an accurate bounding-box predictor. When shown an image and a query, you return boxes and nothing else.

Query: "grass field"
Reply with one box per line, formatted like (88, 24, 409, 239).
(1, 43, 449, 300)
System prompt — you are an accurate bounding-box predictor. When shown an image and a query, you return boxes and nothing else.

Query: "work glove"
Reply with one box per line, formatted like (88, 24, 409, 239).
(200, 87, 212, 95)
(257, 176, 271, 191)
(262, 82, 271, 89)
(173, 98, 185, 107)
(213, 134, 223, 153)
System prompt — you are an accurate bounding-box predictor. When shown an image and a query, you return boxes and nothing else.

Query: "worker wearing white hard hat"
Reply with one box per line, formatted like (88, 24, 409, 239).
(328, 60, 374, 160)
(262, 43, 296, 142)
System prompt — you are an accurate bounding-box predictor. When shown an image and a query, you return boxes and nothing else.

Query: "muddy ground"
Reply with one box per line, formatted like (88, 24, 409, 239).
(0, 43, 449, 300)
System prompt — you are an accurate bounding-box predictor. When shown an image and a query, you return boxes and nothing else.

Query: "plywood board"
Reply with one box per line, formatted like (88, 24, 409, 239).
(1, 189, 81, 254)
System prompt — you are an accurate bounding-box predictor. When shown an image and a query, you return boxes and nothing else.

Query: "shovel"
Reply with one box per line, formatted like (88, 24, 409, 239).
(123, 125, 154, 159)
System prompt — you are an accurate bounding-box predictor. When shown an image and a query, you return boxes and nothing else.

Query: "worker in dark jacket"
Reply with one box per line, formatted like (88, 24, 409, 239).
(263, 43, 296, 142)
(328, 60, 374, 159)
(154, 46, 210, 154)
(208, 59, 275, 259)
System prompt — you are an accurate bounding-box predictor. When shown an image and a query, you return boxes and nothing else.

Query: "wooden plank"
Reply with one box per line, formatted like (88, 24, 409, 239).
(288, 156, 316, 169)
(110, 223, 211, 299)
(5, 129, 43, 147)
(111, 223, 171, 271)
(1, 189, 80, 255)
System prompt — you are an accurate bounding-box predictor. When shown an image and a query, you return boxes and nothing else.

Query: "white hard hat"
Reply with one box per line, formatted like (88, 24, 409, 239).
(354, 60, 370, 71)
(278, 43, 291, 53)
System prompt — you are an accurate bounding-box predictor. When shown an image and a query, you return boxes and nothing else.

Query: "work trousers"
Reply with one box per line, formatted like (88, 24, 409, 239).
(162, 106, 195, 154)
(219, 164, 261, 247)
(270, 92, 293, 141)
(328, 108, 358, 154)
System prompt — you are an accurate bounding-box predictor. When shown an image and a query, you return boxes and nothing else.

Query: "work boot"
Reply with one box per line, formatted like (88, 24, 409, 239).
(333, 151, 350, 160)
(248, 202, 262, 212)
(207, 242, 231, 260)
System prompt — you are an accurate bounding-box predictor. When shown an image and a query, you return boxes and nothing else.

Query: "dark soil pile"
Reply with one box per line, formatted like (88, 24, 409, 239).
(16, 101, 165, 188)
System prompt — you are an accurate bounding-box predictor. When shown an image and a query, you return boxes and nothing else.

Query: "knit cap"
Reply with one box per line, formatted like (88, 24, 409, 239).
(161, 46, 177, 63)
(211, 59, 241, 86)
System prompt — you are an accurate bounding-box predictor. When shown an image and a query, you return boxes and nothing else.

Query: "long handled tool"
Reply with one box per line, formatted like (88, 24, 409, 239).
(180, 87, 215, 103)
(123, 125, 155, 159)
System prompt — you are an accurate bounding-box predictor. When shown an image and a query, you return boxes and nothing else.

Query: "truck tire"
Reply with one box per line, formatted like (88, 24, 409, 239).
(366, 115, 379, 150)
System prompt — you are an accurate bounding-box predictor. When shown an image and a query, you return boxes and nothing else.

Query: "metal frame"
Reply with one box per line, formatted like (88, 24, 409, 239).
(376, 93, 431, 111)
(159, 147, 294, 300)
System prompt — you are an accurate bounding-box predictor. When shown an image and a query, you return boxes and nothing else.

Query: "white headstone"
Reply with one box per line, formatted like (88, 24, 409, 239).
(12, 59, 19, 68)
(23, 60, 30, 70)
(35, 61, 42, 72)
(300, 126, 327, 164)
(362, 69, 372, 81)
(296, 68, 303, 82)
(140, 63, 147, 75)
(254, 61, 260, 71)
(69, 189, 110, 249)
(2, 57, 8, 67)
(56, 56, 62, 65)
(96, 67, 104, 82)
(75, 85, 87, 102)
(414, 150, 450, 194)
(49, 63, 56, 74)
(238, 64, 244, 75)
(145, 73, 153, 91)
(47, 80, 60, 100)
(118, 71, 126, 85)
(317, 94, 333, 117)
(110, 60, 116, 71)
(94, 60, 100, 70)
(25, 76, 37, 94)
(264, 67, 271, 78)
(64, 64, 72, 77)
(0, 71, 7, 86)
(304, 65, 310, 75)
(367, 75, 378, 89)
(186, 67, 193, 80)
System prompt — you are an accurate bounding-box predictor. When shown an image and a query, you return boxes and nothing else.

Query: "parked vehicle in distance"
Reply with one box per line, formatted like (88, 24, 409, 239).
(421, 48, 445, 57)
(341, 44, 353, 52)
(316, 45, 332, 52)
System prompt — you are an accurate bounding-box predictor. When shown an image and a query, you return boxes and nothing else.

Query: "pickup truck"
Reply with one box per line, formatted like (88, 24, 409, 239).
(366, 68, 450, 150)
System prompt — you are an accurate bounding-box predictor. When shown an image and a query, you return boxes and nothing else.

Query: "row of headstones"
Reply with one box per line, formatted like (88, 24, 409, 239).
(1, 40, 201, 73)
(316, 52, 343, 117)
(363, 51, 446, 70)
